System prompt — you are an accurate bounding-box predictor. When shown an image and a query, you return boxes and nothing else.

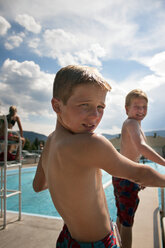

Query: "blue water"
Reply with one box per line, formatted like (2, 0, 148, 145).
(2, 167, 117, 220)
(149, 161, 165, 208)
(2, 161, 164, 221)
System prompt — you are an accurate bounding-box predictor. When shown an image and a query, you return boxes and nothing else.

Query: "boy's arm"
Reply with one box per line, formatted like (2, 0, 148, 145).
(33, 153, 48, 192)
(126, 120, 165, 166)
(82, 134, 165, 188)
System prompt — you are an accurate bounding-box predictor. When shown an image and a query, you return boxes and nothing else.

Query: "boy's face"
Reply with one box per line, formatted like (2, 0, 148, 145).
(55, 84, 107, 134)
(126, 97, 148, 122)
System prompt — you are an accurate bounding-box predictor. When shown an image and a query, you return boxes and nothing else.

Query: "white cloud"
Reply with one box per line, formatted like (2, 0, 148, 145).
(4, 34, 24, 50)
(130, 51, 165, 92)
(28, 38, 40, 49)
(138, 74, 165, 92)
(148, 51, 165, 77)
(57, 43, 106, 67)
(30, 28, 106, 67)
(43, 29, 78, 56)
(0, 16, 11, 35)
(15, 14, 41, 33)
(75, 44, 106, 67)
(1, 1, 165, 66)
(0, 59, 54, 124)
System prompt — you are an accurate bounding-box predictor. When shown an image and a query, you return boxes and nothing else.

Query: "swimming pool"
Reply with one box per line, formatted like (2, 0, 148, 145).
(2, 167, 117, 220)
(2, 161, 164, 221)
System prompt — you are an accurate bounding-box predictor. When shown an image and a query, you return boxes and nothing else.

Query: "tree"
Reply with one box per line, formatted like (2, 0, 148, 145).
(33, 137, 40, 150)
(24, 138, 31, 151)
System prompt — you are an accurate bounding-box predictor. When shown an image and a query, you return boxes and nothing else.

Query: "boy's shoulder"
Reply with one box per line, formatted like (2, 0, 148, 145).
(123, 118, 139, 128)
(122, 119, 141, 136)
(47, 131, 110, 155)
(60, 132, 108, 149)
(44, 131, 112, 169)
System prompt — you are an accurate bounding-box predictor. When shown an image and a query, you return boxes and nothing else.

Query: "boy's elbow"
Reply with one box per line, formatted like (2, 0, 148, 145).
(135, 142, 144, 152)
(33, 179, 45, 192)
(33, 180, 40, 192)
(133, 166, 150, 186)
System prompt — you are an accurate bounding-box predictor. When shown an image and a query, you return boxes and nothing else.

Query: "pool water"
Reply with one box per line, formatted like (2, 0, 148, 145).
(2, 167, 117, 220)
(2, 161, 164, 221)
(4, 167, 60, 218)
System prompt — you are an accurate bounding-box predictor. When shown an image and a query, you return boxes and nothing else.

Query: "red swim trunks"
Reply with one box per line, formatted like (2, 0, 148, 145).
(0, 151, 16, 161)
(112, 177, 141, 227)
(0, 133, 14, 140)
(56, 224, 119, 247)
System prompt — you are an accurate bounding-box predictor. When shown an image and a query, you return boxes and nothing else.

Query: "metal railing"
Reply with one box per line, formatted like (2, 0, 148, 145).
(161, 188, 165, 217)
(0, 115, 22, 229)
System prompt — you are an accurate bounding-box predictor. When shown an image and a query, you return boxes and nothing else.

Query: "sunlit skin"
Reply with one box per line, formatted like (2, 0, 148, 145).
(126, 97, 148, 123)
(121, 97, 148, 162)
(33, 86, 165, 245)
(53, 84, 107, 134)
(118, 96, 165, 248)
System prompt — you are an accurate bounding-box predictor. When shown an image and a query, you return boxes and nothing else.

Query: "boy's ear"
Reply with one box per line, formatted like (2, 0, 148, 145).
(125, 105, 128, 115)
(51, 98, 61, 113)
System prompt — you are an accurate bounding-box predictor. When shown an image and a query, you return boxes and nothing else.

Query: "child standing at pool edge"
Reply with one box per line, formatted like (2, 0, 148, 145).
(112, 89, 165, 248)
(33, 66, 165, 248)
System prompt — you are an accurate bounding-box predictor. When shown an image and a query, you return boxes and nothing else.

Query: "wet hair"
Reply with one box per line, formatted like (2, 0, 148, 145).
(53, 65, 111, 104)
(9, 105, 17, 115)
(125, 89, 148, 107)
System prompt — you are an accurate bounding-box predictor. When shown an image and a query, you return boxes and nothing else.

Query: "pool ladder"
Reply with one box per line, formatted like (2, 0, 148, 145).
(0, 115, 22, 229)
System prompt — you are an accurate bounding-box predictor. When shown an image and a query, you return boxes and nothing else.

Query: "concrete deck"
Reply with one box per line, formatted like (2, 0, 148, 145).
(0, 213, 63, 248)
(133, 187, 162, 248)
(0, 181, 163, 247)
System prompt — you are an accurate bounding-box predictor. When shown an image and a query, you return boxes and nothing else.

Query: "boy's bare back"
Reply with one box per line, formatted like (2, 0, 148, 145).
(41, 126, 111, 242)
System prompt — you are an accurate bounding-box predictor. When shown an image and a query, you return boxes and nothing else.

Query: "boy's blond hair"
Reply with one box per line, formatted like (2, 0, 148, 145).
(125, 89, 148, 107)
(53, 65, 111, 104)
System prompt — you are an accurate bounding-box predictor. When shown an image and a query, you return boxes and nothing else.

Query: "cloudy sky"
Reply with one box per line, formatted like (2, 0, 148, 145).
(0, 0, 165, 136)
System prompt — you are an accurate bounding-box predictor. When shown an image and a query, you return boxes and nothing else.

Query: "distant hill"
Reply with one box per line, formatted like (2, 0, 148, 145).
(23, 131, 48, 143)
(102, 130, 165, 140)
(23, 129, 165, 143)
(102, 133, 120, 140)
(144, 130, 165, 137)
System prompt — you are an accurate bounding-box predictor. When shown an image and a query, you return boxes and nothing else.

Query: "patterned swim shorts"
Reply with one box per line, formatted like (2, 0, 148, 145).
(112, 177, 141, 227)
(56, 224, 120, 247)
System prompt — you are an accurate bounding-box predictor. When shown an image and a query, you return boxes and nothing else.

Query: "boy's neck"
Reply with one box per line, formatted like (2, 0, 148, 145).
(55, 120, 75, 134)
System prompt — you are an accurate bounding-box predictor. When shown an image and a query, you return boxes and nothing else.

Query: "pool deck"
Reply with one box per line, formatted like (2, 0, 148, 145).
(133, 187, 163, 248)
(0, 164, 163, 248)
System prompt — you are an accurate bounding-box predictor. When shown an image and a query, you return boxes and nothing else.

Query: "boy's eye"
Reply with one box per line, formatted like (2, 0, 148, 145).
(134, 105, 147, 110)
(97, 105, 104, 109)
(78, 103, 89, 109)
(80, 103, 88, 107)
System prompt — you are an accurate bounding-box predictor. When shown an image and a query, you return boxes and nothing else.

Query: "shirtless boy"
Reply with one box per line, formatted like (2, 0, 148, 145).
(33, 67, 165, 248)
(112, 89, 165, 248)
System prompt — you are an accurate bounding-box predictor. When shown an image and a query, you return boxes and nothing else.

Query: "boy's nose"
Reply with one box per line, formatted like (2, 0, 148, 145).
(138, 106, 143, 112)
(88, 108, 99, 118)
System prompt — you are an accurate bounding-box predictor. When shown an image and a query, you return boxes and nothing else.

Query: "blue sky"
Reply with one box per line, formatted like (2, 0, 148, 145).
(0, 0, 165, 136)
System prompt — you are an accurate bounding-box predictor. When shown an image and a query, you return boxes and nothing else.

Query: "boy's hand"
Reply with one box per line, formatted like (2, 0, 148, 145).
(140, 185, 145, 190)
(33, 154, 48, 192)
